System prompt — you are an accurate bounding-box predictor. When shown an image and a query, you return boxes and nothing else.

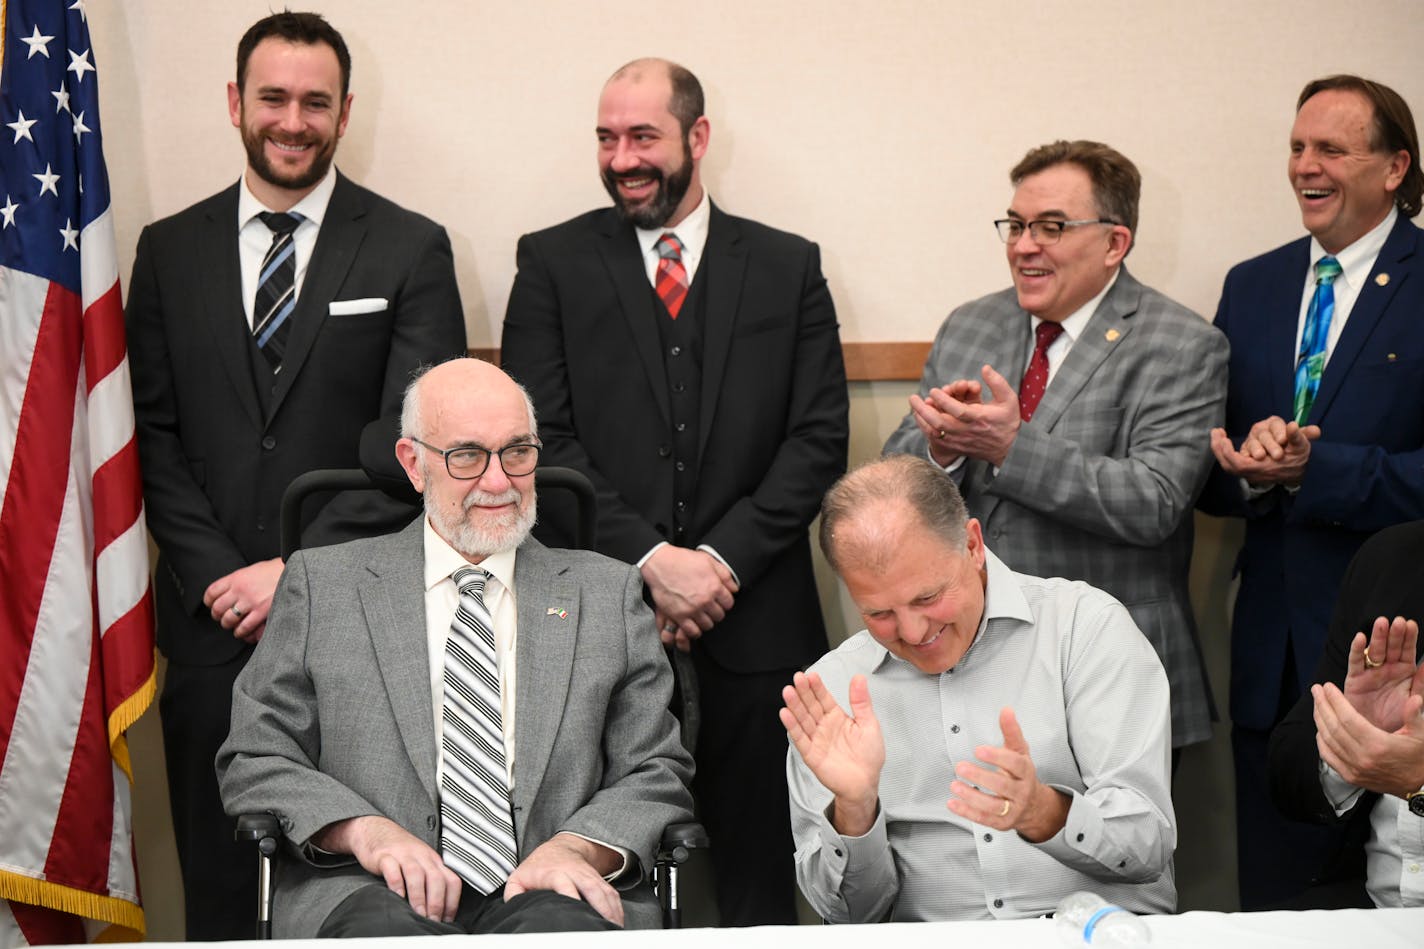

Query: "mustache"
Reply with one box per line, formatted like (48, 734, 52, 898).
(608, 166, 663, 183)
(462, 488, 523, 512)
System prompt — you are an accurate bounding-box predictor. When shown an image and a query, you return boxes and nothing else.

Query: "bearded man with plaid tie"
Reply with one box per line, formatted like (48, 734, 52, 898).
(884, 140, 1228, 770)
(501, 57, 848, 926)
(124, 12, 465, 940)
(218, 358, 694, 936)
(1200, 75, 1424, 910)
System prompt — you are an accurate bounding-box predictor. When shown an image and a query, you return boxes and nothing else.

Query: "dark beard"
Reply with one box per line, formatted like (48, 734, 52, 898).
(242, 125, 337, 194)
(602, 139, 694, 229)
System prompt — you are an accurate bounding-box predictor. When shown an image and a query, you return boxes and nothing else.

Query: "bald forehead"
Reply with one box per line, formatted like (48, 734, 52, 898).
(607, 57, 672, 86)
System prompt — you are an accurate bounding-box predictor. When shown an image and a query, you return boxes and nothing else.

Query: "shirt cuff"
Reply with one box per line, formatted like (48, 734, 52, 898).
(637, 542, 668, 570)
(559, 831, 634, 883)
(816, 799, 888, 879)
(926, 445, 966, 473)
(1318, 759, 1367, 814)
(697, 544, 741, 588)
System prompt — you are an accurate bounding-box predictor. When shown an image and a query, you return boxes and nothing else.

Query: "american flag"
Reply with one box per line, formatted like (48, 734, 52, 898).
(0, 0, 154, 943)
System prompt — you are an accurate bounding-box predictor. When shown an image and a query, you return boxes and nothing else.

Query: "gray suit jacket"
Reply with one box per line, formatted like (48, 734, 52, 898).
(216, 521, 695, 936)
(884, 267, 1228, 747)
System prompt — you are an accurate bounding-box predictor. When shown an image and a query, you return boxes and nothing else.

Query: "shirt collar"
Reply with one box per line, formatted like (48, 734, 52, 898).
(1308, 205, 1397, 288)
(236, 167, 338, 232)
(420, 516, 518, 598)
(1029, 267, 1119, 343)
(635, 187, 712, 266)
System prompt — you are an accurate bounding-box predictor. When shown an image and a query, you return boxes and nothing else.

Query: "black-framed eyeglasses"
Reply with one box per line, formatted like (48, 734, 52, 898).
(410, 438, 541, 479)
(993, 218, 1119, 244)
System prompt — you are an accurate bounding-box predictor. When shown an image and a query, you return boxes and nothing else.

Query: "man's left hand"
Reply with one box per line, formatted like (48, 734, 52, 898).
(1313, 679, 1424, 800)
(503, 833, 624, 926)
(948, 707, 1070, 843)
(203, 558, 284, 644)
(1210, 418, 1319, 487)
(925, 365, 1021, 468)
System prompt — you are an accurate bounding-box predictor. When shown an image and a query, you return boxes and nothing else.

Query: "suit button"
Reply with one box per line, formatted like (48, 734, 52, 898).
(675, 526, 686, 537)
(669, 345, 681, 357)
(658, 445, 671, 458)
(261, 436, 277, 450)
(676, 501, 687, 511)
(672, 382, 686, 394)
(675, 461, 685, 472)
(675, 422, 686, 432)
(426, 815, 437, 830)
(256, 521, 265, 532)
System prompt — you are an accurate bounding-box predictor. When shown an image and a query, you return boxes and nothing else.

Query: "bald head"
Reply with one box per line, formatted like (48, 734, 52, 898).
(819, 455, 971, 574)
(605, 57, 704, 136)
(401, 358, 536, 445)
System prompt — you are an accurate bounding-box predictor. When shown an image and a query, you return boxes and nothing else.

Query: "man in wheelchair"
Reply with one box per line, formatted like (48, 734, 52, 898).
(218, 358, 694, 936)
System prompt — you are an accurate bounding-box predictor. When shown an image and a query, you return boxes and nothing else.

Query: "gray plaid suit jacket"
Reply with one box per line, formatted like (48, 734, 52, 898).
(216, 520, 694, 936)
(885, 267, 1228, 747)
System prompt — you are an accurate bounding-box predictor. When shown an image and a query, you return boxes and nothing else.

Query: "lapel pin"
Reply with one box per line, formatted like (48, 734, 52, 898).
(546, 607, 568, 619)
(1388, 353, 1398, 362)
(1375, 273, 1390, 287)
(1105, 329, 1121, 342)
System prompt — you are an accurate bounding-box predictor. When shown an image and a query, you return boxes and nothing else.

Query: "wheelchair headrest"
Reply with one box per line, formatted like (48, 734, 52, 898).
(358, 413, 421, 505)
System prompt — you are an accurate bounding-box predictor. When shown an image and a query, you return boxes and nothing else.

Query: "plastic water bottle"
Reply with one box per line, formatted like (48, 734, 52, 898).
(1055, 892, 1151, 946)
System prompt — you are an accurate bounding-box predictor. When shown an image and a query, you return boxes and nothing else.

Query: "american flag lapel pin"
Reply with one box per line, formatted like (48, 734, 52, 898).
(546, 607, 569, 619)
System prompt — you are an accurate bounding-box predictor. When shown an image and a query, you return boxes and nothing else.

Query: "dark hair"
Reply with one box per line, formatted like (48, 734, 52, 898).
(609, 58, 705, 136)
(236, 11, 351, 100)
(1011, 140, 1141, 251)
(819, 455, 969, 574)
(1297, 75, 1422, 217)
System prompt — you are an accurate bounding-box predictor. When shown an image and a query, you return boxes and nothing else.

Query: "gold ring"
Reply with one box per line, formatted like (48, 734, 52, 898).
(1363, 646, 1383, 669)
(998, 799, 1011, 818)
(937, 429, 947, 439)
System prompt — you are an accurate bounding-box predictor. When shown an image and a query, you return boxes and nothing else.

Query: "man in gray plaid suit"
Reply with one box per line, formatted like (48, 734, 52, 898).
(884, 140, 1228, 754)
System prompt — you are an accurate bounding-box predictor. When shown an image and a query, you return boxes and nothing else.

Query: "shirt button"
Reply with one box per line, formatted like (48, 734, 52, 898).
(1409, 863, 1420, 874)
(992, 899, 1003, 909)
(1076, 833, 1085, 843)
(833, 848, 843, 857)
(982, 833, 992, 842)
(950, 724, 960, 734)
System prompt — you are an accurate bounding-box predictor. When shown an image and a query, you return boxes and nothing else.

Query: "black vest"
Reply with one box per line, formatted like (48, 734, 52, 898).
(652, 267, 708, 545)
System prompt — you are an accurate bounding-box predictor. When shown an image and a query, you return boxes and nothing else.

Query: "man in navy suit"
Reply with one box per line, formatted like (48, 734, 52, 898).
(125, 11, 465, 939)
(501, 58, 848, 925)
(1200, 74, 1424, 909)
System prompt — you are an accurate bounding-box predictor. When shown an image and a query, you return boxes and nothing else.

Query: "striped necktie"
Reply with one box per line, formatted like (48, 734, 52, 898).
(1293, 255, 1343, 424)
(440, 566, 518, 893)
(253, 211, 303, 371)
(655, 232, 688, 318)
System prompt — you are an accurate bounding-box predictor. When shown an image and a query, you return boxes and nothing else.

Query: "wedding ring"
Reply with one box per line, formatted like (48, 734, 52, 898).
(937, 429, 947, 439)
(662, 623, 677, 634)
(231, 605, 245, 618)
(998, 799, 1011, 818)
(1363, 646, 1383, 669)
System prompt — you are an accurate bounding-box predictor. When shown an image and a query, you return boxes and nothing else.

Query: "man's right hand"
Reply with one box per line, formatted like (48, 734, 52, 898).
(1343, 616, 1424, 732)
(780, 671, 884, 837)
(640, 545, 737, 640)
(314, 815, 462, 923)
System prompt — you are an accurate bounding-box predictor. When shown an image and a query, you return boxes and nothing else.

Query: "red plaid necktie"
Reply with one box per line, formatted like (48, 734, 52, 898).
(655, 232, 688, 319)
(1019, 321, 1065, 422)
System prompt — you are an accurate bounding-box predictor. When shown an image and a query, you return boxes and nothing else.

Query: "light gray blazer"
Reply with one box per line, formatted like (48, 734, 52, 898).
(884, 267, 1228, 747)
(217, 520, 694, 936)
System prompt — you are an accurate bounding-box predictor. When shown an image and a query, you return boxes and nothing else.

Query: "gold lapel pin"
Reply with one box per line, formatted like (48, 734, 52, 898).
(1376, 273, 1390, 287)
(1105, 329, 1121, 342)
(1388, 353, 1398, 362)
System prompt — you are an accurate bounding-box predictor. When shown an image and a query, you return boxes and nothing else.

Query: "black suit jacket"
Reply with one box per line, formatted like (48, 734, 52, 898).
(1269, 520, 1424, 892)
(126, 172, 466, 666)
(501, 204, 848, 673)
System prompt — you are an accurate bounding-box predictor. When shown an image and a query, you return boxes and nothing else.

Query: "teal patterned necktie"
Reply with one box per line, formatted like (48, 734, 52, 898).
(1293, 255, 1343, 424)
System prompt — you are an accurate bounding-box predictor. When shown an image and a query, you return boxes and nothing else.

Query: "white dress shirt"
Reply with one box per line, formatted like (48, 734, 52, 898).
(235, 169, 338, 329)
(1295, 206, 1397, 370)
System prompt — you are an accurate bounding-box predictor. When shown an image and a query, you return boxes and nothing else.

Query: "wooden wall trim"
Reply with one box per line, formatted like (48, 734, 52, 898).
(471, 341, 929, 383)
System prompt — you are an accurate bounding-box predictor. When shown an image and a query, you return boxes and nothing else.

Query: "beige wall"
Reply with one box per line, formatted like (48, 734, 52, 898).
(88, 0, 1423, 938)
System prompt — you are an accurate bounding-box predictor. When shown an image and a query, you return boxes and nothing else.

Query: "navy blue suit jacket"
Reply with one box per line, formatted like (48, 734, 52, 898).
(1200, 214, 1424, 730)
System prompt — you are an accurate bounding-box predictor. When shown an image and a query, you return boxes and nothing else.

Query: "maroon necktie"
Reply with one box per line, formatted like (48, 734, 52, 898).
(655, 233, 688, 319)
(1019, 321, 1065, 422)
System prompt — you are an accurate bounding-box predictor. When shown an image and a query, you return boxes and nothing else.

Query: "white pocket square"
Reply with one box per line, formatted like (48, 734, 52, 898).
(328, 298, 388, 316)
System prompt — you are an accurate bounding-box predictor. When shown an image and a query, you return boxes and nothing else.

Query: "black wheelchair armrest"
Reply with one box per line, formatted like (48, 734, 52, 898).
(653, 821, 709, 928)
(235, 813, 283, 938)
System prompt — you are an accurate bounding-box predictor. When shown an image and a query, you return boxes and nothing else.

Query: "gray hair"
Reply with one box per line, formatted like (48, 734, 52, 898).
(819, 454, 969, 574)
